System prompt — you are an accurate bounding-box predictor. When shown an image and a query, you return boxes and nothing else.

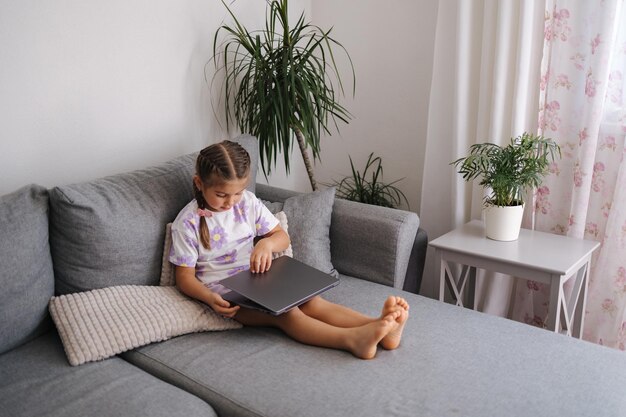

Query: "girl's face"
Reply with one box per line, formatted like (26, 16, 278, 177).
(194, 175, 249, 212)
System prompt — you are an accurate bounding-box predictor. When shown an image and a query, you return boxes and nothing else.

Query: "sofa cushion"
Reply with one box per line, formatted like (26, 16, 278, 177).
(262, 187, 337, 276)
(49, 136, 259, 295)
(0, 184, 54, 354)
(49, 154, 197, 294)
(329, 198, 418, 288)
(257, 183, 419, 289)
(122, 276, 626, 417)
(0, 331, 217, 417)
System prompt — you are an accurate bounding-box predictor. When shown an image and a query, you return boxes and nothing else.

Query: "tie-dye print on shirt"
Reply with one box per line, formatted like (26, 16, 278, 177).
(169, 190, 279, 286)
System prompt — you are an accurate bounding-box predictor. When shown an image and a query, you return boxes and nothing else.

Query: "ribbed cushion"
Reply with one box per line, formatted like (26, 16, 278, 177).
(49, 285, 241, 366)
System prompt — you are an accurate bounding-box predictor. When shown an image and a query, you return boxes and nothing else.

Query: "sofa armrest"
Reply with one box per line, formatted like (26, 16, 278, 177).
(329, 198, 419, 289)
(256, 184, 423, 291)
(403, 227, 428, 294)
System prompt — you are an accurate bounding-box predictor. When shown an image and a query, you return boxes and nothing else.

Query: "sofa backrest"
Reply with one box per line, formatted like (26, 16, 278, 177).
(0, 184, 55, 354)
(49, 135, 258, 294)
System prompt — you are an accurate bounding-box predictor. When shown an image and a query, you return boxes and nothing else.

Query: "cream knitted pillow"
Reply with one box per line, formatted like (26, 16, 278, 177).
(49, 285, 242, 366)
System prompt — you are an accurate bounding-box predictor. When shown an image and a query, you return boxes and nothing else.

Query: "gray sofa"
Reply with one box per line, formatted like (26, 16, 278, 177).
(2, 136, 626, 417)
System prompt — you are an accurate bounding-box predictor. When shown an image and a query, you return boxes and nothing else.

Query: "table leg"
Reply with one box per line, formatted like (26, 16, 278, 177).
(439, 258, 446, 302)
(439, 258, 464, 306)
(572, 261, 591, 339)
(547, 274, 564, 333)
(467, 266, 476, 310)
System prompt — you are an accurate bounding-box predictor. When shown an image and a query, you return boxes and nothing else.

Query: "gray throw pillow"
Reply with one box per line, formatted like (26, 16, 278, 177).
(265, 187, 337, 277)
(0, 185, 54, 354)
(49, 153, 198, 294)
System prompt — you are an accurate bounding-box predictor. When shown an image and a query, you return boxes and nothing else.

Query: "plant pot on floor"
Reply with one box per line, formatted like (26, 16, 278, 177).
(483, 203, 525, 241)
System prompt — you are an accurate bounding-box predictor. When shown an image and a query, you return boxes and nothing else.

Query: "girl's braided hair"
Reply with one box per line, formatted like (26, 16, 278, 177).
(194, 140, 251, 249)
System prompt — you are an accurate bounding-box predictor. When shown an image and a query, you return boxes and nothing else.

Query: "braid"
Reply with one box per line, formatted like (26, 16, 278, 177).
(193, 180, 212, 249)
(194, 140, 251, 250)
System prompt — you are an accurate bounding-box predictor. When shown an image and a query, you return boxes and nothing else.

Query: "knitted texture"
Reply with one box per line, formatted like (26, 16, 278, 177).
(49, 285, 241, 366)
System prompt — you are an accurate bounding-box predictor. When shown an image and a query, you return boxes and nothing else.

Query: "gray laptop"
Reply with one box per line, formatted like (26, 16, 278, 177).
(220, 256, 339, 315)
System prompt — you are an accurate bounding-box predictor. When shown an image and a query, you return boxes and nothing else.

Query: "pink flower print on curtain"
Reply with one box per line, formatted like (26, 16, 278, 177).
(590, 34, 602, 55)
(591, 162, 605, 192)
(614, 267, 626, 290)
(554, 73, 573, 90)
(514, 0, 626, 349)
(534, 186, 552, 215)
(544, 7, 571, 42)
(607, 71, 623, 105)
(585, 69, 599, 98)
(570, 52, 585, 71)
(538, 101, 561, 131)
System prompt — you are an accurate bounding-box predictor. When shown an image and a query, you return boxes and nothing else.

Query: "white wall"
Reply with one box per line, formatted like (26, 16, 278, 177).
(310, 0, 438, 211)
(0, 0, 436, 210)
(0, 0, 310, 195)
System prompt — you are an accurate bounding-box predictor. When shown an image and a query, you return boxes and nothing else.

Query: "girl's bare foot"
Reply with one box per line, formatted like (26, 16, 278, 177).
(380, 296, 410, 350)
(348, 312, 399, 359)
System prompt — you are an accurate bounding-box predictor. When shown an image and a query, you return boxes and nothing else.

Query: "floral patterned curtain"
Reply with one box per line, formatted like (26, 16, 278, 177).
(513, 0, 626, 349)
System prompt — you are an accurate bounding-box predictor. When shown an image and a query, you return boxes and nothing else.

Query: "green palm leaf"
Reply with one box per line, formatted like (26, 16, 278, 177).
(451, 133, 561, 207)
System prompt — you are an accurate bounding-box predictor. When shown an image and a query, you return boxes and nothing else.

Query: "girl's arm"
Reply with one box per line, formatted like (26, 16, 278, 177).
(251, 224, 290, 273)
(175, 266, 240, 317)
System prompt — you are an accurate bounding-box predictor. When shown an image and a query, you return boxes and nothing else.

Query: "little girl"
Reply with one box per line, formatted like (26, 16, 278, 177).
(170, 140, 409, 359)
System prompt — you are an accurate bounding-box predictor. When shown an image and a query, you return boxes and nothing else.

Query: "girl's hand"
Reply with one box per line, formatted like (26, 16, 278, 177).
(207, 291, 240, 318)
(175, 265, 240, 318)
(250, 238, 273, 273)
(250, 224, 290, 273)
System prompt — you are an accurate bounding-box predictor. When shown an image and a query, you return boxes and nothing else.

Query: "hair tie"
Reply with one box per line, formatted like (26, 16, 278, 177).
(197, 208, 213, 218)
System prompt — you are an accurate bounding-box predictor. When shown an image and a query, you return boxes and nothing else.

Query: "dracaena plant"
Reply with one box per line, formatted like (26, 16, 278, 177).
(211, 0, 355, 191)
(452, 133, 561, 207)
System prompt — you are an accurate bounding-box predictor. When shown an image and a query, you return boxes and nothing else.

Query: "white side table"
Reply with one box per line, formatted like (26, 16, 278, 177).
(429, 220, 600, 338)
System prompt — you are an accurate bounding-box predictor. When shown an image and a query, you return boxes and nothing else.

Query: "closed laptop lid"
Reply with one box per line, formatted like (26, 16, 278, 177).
(219, 256, 339, 315)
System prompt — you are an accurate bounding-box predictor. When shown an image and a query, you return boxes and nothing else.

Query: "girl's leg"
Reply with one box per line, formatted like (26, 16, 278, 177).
(234, 306, 399, 359)
(300, 296, 410, 350)
(299, 296, 373, 327)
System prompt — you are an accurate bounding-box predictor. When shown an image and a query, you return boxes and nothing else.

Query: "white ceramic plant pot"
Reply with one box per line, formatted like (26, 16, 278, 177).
(483, 203, 525, 241)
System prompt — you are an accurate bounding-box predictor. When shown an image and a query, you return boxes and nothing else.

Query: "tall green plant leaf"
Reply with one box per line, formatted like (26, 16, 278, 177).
(211, 0, 355, 187)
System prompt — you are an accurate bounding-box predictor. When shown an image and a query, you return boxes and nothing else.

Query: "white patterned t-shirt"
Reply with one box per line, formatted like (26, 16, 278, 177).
(169, 190, 279, 293)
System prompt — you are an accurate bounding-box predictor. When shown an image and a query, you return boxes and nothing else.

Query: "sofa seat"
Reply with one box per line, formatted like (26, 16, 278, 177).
(121, 276, 626, 417)
(0, 331, 217, 417)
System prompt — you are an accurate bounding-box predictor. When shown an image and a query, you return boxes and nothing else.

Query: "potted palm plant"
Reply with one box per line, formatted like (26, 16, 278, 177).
(211, 0, 355, 191)
(452, 133, 561, 241)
